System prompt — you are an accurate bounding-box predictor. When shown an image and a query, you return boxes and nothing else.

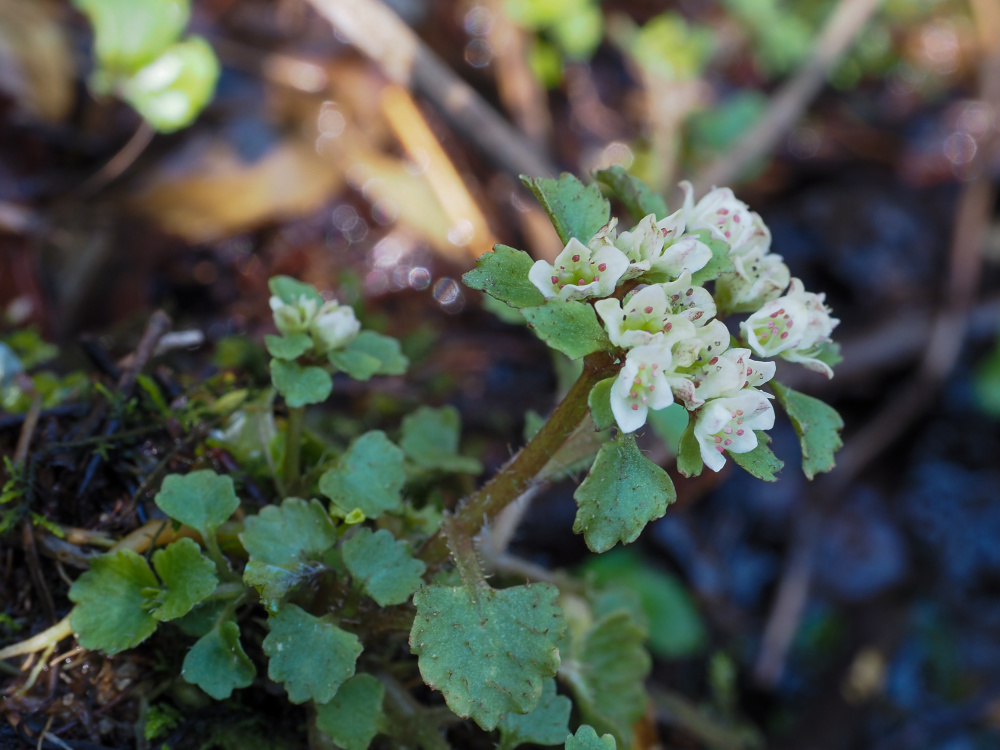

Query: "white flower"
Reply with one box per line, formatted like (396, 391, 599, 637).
(680, 181, 755, 249)
(670, 319, 731, 370)
(693, 389, 775, 472)
(310, 300, 361, 354)
(594, 285, 696, 350)
(528, 235, 629, 301)
(659, 270, 717, 326)
(610, 344, 675, 433)
(741, 278, 839, 376)
(715, 246, 790, 314)
(668, 346, 775, 410)
(270, 294, 319, 336)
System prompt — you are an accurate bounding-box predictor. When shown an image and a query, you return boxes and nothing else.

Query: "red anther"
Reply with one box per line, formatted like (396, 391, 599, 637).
(644, 306, 654, 314)
(664, 322, 672, 331)
(631, 404, 639, 411)
(598, 263, 607, 272)
(736, 429, 744, 436)
(572, 254, 580, 262)
(714, 436, 722, 443)
(551, 276, 559, 284)
(724, 439, 732, 445)
(709, 357, 718, 365)
(780, 332, 788, 339)
(716, 445, 725, 452)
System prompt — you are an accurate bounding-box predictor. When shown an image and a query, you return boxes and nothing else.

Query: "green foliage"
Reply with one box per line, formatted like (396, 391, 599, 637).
(565, 724, 617, 750)
(587, 378, 616, 431)
(241, 497, 338, 607)
(593, 166, 669, 222)
(505, 0, 604, 65)
(730, 432, 783, 481)
(270, 359, 333, 408)
(521, 174, 610, 246)
(147, 538, 218, 621)
(314, 674, 385, 750)
(497, 678, 571, 750)
(155, 470, 239, 539)
(573, 432, 675, 553)
(69, 549, 159, 655)
(270, 275, 325, 305)
(410, 583, 566, 730)
(522, 301, 612, 360)
(463, 245, 547, 310)
(320, 431, 407, 517)
(646, 403, 689, 454)
(342, 528, 426, 606)
(182, 621, 256, 699)
(770, 381, 844, 479)
(265, 333, 313, 360)
(400, 406, 482, 474)
(329, 331, 409, 380)
(689, 230, 737, 285)
(676, 422, 704, 478)
(144, 703, 182, 742)
(629, 12, 715, 80)
(561, 610, 649, 748)
(263, 604, 362, 704)
(73, 0, 190, 72)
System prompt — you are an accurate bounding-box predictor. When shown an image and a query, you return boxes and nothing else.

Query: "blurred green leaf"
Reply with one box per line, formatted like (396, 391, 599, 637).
(270, 358, 333, 408)
(265, 333, 313, 361)
(147, 538, 218, 621)
(154, 470, 239, 538)
(594, 166, 669, 222)
(566, 725, 616, 750)
(182, 621, 256, 700)
(400, 406, 482, 475)
(73, 0, 189, 72)
(329, 331, 408, 381)
(342, 528, 425, 607)
(497, 677, 571, 750)
(729, 432, 783, 482)
(314, 673, 384, 750)
(522, 300, 612, 360)
(320, 431, 407, 517)
(770, 381, 843, 479)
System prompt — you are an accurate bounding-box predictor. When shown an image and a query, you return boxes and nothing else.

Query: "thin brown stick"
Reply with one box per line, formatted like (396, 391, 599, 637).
(77, 121, 155, 196)
(305, 0, 557, 179)
(693, 0, 883, 192)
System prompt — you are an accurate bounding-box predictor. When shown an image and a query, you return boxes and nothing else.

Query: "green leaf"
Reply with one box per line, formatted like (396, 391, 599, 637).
(329, 331, 408, 381)
(729, 431, 783, 481)
(68, 549, 158, 655)
(588, 378, 615, 431)
(263, 604, 363, 705)
(572, 432, 675, 553)
(154, 469, 239, 538)
(265, 333, 313, 360)
(314, 674, 384, 750)
(147, 538, 218, 621)
(269, 275, 324, 306)
(400, 406, 482, 474)
(593, 166, 668, 222)
(676, 421, 703, 478)
(120, 36, 220, 133)
(319, 431, 407, 518)
(522, 300, 612, 360)
(522, 173, 610, 245)
(497, 678, 571, 750)
(270, 358, 333, 408)
(182, 621, 256, 699)
(342, 528, 426, 607)
(583, 549, 706, 659)
(463, 245, 547, 309)
(646, 402, 689, 454)
(72, 0, 190, 72)
(174, 600, 227, 638)
(770, 381, 844, 480)
(410, 583, 566, 730)
(240, 498, 338, 607)
(565, 725, 616, 750)
(689, 230, 736, 285)
(561, 610, 649, 748)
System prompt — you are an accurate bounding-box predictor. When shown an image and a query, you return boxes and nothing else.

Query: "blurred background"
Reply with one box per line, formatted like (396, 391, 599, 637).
(2, 0, 1000, 748)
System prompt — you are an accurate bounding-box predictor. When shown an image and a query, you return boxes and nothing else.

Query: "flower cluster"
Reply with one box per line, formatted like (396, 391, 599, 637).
(528, 182, 838, 471)
(270, 290, 361, 355)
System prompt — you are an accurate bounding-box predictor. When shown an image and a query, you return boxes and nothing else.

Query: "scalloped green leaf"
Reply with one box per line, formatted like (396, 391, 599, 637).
(521, 300, 612, 360)
(342, 529, 426, 607)
(587, 378, 615, 431)
(270, 359, 333, 408)
(263, 604, 362, 705)
(689, 230, 736, 286)
(463, 245, 547, 309)
(319, 431, 407, 517)
(497, 678, 571, 750)
(561, 610, 649, 748)
(593, 166, 668, 222)
(771, 381, 844, 479)
(565, 725, 616, 750)
(147, 538, 218, 621)
(315, 673, 385, 750)
(72, 0, 189, 73)
(522, 174, 610, 245)
(729, 431, 783, 482)
(400, 406, 482, 475)
(269, 275, 324, 306)
(68, 549, 158, 655)
(154, 469, 239, 538)
(182, 621, 256, 699)
(409, 583, 566, 731)
(120, 36, 220, 133)
(240, 497, 338, 607)
(676, 421, 703, 478)
(329, 331, 408, 381)
(573, 432, 675, 553)
(265, 333, 313, 360)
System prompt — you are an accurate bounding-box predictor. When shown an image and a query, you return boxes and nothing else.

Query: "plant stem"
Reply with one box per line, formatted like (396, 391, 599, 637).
(283, 406, 305, 492)
(419, 351, 617, 567)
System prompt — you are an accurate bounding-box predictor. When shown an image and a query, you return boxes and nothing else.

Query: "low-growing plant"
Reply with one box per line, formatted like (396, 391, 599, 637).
(17, 170, 844, 749)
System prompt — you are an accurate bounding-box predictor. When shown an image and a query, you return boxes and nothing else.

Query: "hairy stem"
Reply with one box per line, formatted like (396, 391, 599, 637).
(283, 406, 305, 492)
(419, 351, 617, 567)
